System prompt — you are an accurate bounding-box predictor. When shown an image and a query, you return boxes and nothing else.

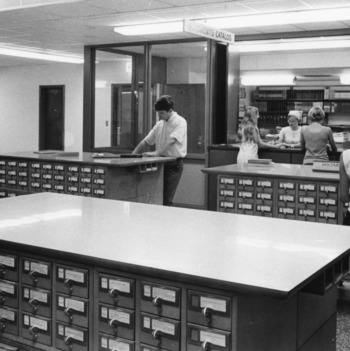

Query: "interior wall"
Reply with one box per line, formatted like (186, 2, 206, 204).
(167, 57, 206, 84)
(240, 48, 350, 74)
(0, 63, 83, 153)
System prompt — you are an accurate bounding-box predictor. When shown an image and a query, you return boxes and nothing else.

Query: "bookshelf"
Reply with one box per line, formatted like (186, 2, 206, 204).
(252, 87, 326, 128)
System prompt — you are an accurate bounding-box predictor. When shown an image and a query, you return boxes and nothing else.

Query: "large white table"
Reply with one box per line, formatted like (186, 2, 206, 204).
(0, 193, 349, 351)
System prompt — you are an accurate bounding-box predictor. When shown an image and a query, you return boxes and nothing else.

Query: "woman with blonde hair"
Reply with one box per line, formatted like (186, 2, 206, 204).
(237, 107, 280, 164)
(300, 106, 337, 165)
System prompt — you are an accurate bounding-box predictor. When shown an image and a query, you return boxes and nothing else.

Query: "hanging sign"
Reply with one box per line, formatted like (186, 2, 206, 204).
(312, 161, 340, 173)
(183, 20, 235, 44)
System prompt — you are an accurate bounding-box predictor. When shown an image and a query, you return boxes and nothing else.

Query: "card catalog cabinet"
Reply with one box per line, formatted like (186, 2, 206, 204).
(0, 155, 164, 204)
(217, 175, 342, 224)
(1, 244, 347, 351)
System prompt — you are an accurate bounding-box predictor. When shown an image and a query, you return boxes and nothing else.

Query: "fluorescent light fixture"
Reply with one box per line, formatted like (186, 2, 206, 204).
(340, 75, 350, 84)
(0, 0, 83, 12)
(114, 6, 350, 36)
(0, 47, 84, 64)
(241, 75, 295, 86)
(204, 7, 350, 29)
(114, 22, 183, 35)
(236, 36, 350, 53)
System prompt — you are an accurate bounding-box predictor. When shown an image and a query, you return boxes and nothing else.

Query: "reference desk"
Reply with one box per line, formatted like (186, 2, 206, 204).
(0, 193, 349, 351)
(0, 151, 175, 204)
(202, 163, 343, 225)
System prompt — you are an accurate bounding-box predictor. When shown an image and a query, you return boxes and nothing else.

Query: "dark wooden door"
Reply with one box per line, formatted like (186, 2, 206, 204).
(39, 86, 64, 150)
(164, 84, 205, 154)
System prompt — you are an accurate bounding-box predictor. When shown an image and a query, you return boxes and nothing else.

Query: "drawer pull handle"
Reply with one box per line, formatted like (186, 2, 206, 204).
(202, 306, 212, 322)
(0, 318, 6, 332)
(152, 296, 162, 307)
(29, 270, 38, 286)
(64, 336, 74, 350)
(152, 329, 161, 344)
(29, 326, 38, 341)
(202, 340, 212, 350)
(0, 265, 5, 279)
(64, 307, 74, 322)
(152, 296, 163, 312)
(64, 279, 74, 294)
(109, 288, 119, 303)
(109, 318, 119, 333)
(29, 298, 38, 313)
(0, 291, 6, 305)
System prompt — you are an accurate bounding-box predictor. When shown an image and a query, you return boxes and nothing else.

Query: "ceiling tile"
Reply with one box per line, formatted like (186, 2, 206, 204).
(292, 21, 350, 31)
(0, 0, 350, 67)
(240, 0, 308, 13)
(183, 2, 252, 17)
(36, 1, 116, 17)
(84, 0, 170, 12)
(0, 7, 61, 25)
(161, 0, 224, 7)
(299, 0, 350, 9)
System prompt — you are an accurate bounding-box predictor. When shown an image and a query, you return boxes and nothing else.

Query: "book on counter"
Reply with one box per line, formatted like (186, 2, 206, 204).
(247, 159, 273, 165)
(34, 150, 79, 156)
(91, 152, 142, 159)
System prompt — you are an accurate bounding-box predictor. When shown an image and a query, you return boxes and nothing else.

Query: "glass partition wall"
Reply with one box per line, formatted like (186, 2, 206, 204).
(94, 46, 145, 151)
(87, 40, 208, 156)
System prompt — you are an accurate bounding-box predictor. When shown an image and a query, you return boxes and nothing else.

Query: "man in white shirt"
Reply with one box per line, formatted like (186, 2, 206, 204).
(132, 95, 187, 206)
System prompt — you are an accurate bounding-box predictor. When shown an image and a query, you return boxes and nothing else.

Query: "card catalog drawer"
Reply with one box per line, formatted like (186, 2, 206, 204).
(140, 313, 180, 351)
(22, 313, 51, 346)
(99, 273, 135, 309)
(187, 290, 232, 331)
(140, 345, 167, 351)
(141, 282, 180, 320)
(0, 280, 18, 308)
(22, 258, 51, 289)
(56, 294, 88, 328)
(298, 183, 317, 197)
(99, 333, 135, 351)
(56, 265, 89, 298)
(0, 253, 18, 281)
(0, 306, 18, 336)
(22, 286, 51, 317)
(56, 322, 88, 351)
(218, 176, 235, 189)
(187, 324, 231, 351)
(99, 304, 135, 340)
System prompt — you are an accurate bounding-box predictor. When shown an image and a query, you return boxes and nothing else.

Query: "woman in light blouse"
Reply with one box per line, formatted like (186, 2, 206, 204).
(278, 111, 302, 148)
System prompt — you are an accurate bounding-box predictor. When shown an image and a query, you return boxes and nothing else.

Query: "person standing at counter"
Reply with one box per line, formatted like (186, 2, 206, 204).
(300, 106, 337, 165)
(132, 95, 187, 206)
(237, 107, 280, 164)
(339, 149, 350, 225)
(278, 111, 301, 148)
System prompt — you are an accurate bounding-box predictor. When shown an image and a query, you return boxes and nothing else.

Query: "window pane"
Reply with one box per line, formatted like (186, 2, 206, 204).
(94, 46, 144, 151)
(151, 42, 207, 154)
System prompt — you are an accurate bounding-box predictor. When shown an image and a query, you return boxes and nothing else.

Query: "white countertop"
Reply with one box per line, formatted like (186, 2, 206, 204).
(0, 193, 349, 296)
(0, 151, 175, 167)
(202, 162, 339, 181)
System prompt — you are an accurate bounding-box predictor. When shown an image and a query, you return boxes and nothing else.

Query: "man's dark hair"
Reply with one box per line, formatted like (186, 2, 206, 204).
(155, 95, 174, 112)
